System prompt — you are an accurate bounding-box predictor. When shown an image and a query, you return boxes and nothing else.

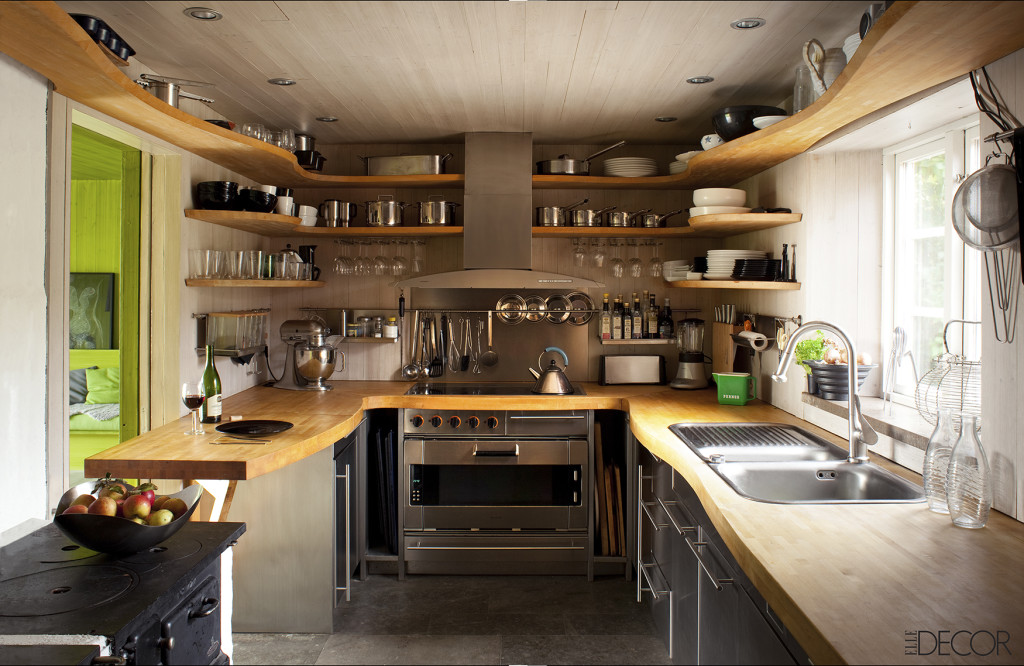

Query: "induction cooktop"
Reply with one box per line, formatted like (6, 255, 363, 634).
(406, 382, 585, 396)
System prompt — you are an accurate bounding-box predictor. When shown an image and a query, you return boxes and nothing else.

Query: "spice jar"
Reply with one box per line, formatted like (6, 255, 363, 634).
(356, 316, 372, 337)
(372, 316, 384, 338)
(383, 317, 399, 338)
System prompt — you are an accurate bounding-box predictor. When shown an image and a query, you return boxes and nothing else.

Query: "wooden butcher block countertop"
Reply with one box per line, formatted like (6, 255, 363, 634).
(85, 381, 1024, 665)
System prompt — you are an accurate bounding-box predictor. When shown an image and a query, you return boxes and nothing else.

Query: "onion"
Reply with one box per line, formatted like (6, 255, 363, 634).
(857, 352, 872, 365)
(823, 347, 842, 364)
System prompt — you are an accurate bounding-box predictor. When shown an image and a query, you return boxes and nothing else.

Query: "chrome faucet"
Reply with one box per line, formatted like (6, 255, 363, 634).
(772, 321, 877, 463)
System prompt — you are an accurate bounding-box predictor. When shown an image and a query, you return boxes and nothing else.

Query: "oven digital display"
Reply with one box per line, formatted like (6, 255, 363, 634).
(410, 464, 582, 506)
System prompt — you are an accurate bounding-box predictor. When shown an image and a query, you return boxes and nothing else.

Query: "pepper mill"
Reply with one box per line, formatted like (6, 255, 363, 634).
(779, 244, 789, 281)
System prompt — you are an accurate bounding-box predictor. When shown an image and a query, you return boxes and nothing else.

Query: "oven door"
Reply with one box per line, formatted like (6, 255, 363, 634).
(404, 438, 587, 531)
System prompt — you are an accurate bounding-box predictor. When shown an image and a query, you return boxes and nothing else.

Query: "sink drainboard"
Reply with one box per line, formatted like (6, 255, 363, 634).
(668, 422, 849, 462)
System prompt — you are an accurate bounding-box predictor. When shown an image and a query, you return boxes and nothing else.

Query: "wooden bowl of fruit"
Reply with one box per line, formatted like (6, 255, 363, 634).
(53, 476, 202, 555)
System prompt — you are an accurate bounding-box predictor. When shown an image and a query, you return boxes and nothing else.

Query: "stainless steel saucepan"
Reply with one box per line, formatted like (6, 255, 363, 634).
(365, 195, 407, 227)
(606, 209, 651, 228)
(570, 206, 616, 227)
(638, 209, 684, 228)
(536, 199, 589, 227)
(536, 140, 626, 175)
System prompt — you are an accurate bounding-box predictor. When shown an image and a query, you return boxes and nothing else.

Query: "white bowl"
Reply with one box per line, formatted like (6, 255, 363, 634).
(753, 115, 787, 130)
(693, 188, 747, 207)
(689, 206, 752, 217)
(297, 204, 317, 217)
(299, 215, 318, 227)
(700, 134, 724, 150)
(675, 150, 701, 162)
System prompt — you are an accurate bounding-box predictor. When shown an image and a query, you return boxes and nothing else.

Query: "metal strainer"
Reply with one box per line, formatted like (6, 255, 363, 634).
(915, 320, 981, 432)
(952, 163, 1019, 250)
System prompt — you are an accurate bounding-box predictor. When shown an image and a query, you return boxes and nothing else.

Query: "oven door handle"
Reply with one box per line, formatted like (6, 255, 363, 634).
(473, 443, 520, 457)
(508, 414, 585, 420)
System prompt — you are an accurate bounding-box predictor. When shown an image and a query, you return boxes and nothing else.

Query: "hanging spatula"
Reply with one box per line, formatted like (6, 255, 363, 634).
(428, 316, 443, 377)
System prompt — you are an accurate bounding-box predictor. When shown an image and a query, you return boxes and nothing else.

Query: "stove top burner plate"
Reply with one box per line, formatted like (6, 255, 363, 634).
(406, 382, 585, 396)
(119, 537, 202, 564)
(30, 531, 102, 564)
(0, 565, 138, 617)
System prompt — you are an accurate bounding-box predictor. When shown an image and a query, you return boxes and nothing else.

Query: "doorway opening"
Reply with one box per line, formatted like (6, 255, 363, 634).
(67, 125, 141, 486)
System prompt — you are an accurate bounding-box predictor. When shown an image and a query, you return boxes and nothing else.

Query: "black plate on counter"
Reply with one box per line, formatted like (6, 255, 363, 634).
(216, 420, 293, 436)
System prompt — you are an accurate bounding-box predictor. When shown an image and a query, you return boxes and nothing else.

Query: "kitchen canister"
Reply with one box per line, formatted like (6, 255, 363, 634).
(713, 372, 756, 405)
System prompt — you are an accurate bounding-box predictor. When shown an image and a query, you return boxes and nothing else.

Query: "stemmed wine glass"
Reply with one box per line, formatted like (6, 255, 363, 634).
(181, 381, 206, 435)
(609, 240, 624, 278)
(572, 238, 586, 268)
(373, 240, 389, 276)
(628, 240, 643, 278)
(590, 239, 606, 269)
(391, 241, 409, 277)
(647, 241, 663, 277)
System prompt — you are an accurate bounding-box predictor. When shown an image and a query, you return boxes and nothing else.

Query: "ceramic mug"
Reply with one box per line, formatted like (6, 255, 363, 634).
(701, 133, 725, 150)
(713, 372, 756, 405)
(275, 195, 294, 216)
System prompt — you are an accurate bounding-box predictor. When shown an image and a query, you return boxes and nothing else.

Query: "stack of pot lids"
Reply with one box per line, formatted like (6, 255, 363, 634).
(604, 157, 657, 177)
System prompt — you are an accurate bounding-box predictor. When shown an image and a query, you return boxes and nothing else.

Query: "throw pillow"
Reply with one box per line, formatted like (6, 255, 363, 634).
(85, 366, 120, 404)
(69, 366, 96, 404)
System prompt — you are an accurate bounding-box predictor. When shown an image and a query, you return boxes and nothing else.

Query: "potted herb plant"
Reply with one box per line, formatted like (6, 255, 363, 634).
(793, 330, 827, 395)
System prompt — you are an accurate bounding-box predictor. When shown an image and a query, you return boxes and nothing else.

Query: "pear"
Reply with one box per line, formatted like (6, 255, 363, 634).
(70, 493, 95, 508)
(62, 504, 88, 515)
(87, 496, 117, 516)
(148, 509, 173, 526)
(163, 497, 189, 519)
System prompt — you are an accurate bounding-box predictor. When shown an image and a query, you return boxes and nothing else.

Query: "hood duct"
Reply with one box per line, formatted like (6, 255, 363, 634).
(395, 132, 604, 290)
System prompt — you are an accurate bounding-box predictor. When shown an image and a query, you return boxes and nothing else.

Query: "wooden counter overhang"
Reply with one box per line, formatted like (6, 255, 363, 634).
(85, 381, 1024, 665)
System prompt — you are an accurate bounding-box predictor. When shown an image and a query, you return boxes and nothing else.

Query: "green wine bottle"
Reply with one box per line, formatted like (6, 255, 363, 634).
(200, 345, 222, 423)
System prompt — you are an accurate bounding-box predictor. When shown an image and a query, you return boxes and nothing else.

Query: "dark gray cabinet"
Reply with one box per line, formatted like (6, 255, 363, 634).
(637, 444, 807, 665)
(334, 419, 367, 605)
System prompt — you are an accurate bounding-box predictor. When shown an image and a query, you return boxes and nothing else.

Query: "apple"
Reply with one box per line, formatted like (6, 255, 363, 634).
(88, 496, 117, 516)
(163, 497, 189, 520)
(136, 483, 158, 505)
(99, 484, 126, 501)
(70, 493, 95, 507)
(62, 504, 88, 515)
(115, 498, 126, 518)
(148, 509, 174, 526)
(123, 494, 152, 520)
(152, 496, 170, 511)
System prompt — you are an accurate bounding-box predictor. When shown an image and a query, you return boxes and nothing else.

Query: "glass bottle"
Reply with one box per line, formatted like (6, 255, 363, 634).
(611, 295, 623, 340)
(793, 65, 818, 113)
(945, 414, 992, 529)
(622, 298, 633, 340)
(600, 293, 611, 340)
(631, 293, 643, 339)
(922, 409, 955, 514)
(199, 345, 222, 423)
(647, 293, 659, 340)
(658, 297, 674, 339)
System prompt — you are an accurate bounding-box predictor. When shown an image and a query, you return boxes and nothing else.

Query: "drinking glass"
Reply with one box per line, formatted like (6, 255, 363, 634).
(355, 241, 372, 276)
(226, 250, 244, 279)
(279, 129, 297, 152)
(244, 250, 264, 279)
(647, 241, 663, 277)
(628, 241, 643, 278)
(411, 240, 425, 275)
(609, 240, 624, 278)
(373, 240, 389, 276)
(590, 239, 606, 269)
(181, 381, 205, 435)
(391, 240, 409, 277)
(572, 238, 586, 268)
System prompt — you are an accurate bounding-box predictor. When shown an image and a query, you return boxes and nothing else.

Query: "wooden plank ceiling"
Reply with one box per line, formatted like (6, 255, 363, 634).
(54, 1, 868, 144)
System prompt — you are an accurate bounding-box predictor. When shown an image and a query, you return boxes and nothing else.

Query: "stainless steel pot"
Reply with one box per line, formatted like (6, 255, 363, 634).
(320, 200, 358, 228)
(295, 134, 316, 152)
(535, 140, 626, 175)
(360, 153, 453, 176)
(136, 73, 214, 108)
(417, 195, 459, 226)
(606, 209, 651, 227)
(365, 195, 407, 227)
(569, 206, 616, 227)
(535, 198, 589, 227)
(638, 209, 684, 228)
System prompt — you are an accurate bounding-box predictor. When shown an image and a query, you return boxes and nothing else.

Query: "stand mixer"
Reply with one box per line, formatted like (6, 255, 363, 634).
(272, 320, 344, 391)
(670, 317, 708, 389)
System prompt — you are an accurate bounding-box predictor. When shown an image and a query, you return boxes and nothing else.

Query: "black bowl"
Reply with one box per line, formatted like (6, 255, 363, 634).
(196, 182, 240, 210)
(804, 361, 877, 399)
(239, 188, 278, 213)
(205, 119, 233, 130)
(53, 483, 202, 555)
(712, 105, 787, 141)
(197, 180, 239, 192)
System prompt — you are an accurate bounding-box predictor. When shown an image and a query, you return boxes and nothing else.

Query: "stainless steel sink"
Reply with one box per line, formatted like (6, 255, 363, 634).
(669, 423, 848, 462)
(711, 460, 925, 504)
(669, 422, 925, 504)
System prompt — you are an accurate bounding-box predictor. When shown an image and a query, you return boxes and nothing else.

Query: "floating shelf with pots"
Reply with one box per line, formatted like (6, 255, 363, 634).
(531, 213, 800, 239)
(5, 3, 1023, 194)
(184, 279, 325, 288)
(185, 210, 463, 238)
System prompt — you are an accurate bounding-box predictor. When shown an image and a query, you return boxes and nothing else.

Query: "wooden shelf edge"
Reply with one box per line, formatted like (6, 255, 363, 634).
(295, 226, 464, 237)
(665, 280, 801, 290)
(184, 279, 326, 288)
(599, 339, 675, 345)
(336, 337, 399, 344)
(532, 226, 690, 238)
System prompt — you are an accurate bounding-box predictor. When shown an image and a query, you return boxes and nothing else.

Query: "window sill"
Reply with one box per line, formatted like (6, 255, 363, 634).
(801, 393, 933, 451)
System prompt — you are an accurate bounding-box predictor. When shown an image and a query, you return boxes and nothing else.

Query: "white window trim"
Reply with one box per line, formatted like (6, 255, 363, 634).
(881, 115, 980, 408)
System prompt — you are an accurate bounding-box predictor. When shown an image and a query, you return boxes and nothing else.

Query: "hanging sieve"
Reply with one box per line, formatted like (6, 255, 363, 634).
(914, 320, 982, 432)
(951, 162, 1019, 251)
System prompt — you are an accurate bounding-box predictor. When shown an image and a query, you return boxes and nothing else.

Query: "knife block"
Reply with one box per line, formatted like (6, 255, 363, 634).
(712, 323, 742, 375)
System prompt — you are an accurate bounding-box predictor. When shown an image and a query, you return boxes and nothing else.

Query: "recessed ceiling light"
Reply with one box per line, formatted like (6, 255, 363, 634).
(268, 78, 297, 86)
(655, 117, 678, 123)
(183, 7, 222, 20)
(686, 76, 714, 85)
(730, 17, 766, 30)
(316, 116, 339, 122)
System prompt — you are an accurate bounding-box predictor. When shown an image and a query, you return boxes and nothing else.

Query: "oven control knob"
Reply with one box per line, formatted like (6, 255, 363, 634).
(486, 416, 499, 429)
(430, 415, 443, 428)
(467, 416, 480, 429)
(410, 415, 424, 428)
(449, 416, 461, 428)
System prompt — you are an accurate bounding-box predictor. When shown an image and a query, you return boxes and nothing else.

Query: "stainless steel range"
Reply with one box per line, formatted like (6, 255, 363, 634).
(401, 383, 591, 575)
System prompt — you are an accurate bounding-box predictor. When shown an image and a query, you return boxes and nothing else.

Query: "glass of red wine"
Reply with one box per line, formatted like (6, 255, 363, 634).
(181, 381, 206, 435)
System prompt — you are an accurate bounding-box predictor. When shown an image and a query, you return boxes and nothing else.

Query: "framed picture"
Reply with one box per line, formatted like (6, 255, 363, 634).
(70, 272, 115, 350)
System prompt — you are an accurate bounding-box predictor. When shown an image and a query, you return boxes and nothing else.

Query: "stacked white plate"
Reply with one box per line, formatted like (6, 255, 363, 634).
(604, 157, 658, 177)
(705, 249, 767, 280)
(843, 33, 861, 62)
(669, 161, 689, 174)
(662, 260, 692, 281)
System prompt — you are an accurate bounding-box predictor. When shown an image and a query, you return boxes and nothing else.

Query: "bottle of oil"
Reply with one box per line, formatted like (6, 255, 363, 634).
(599, 293, 611, 340)
(631, 293, 643, 339)
(611, 295, 623, 340)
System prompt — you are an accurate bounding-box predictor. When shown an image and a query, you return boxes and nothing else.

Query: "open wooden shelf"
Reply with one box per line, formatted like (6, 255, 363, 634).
(665, 280, 801, 290)
(4, 3, 1024, 192)
(684, 213, 802, 237)
(185, 210, 463, 237)
(532, 226, 690, 238)
(336, 337, 399, 344)
(184, 279, 325, 288)
(600, 339, 674, 345)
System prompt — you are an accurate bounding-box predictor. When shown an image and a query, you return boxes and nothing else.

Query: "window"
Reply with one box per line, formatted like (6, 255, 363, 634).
(883, 121, 982, 402)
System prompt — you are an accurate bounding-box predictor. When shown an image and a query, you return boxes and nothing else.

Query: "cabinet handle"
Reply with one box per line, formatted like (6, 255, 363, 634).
(188, 597, 220, 618)
(638, 561, 670, 600)
(655, 496, 696, 535)
(685, 536, 734, 592)
(640, 500, 667, 531)
(508, 414, 584, 420)
(335, 463, 352, 604)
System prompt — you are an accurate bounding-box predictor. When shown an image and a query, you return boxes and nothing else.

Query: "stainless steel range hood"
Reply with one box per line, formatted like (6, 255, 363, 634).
(396, 132, 604, 290)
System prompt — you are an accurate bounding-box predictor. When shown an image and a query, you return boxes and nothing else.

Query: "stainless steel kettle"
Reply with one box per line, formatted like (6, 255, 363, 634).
(528, 347, 574, 394)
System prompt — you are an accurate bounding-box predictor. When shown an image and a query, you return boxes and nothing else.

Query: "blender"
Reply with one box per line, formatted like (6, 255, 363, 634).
(670, 318, 708, 389)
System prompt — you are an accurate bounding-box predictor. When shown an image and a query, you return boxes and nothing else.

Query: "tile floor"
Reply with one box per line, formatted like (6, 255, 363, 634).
(233, 574, 670, 665)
